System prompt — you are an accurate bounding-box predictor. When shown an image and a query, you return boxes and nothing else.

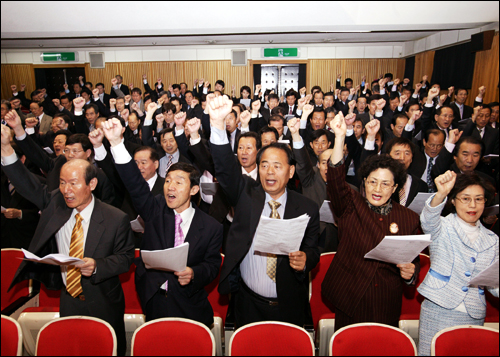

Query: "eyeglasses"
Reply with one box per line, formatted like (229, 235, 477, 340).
(63, 149, 84, 155)
(426, 144, 443, 149)
(454, 196, 486, 205)
(365, 179, 395, 191)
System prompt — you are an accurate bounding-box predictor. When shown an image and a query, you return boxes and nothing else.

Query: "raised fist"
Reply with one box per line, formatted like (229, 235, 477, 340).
(147, 102, 157, 114)
(348, 100, 356, 110)
(251, 99, 261, 113)
(299, 87, 307, 96)
(155, 113, 165, 123)
(73, 97, 85, 110)
(121, 109, 129, 122)
(52, 98, 61, 108)
(428, 87, 440, 99)
(174, 112, 187, 127)
(478, 86, 486, 96)
(92, 88, 99, 98)
(10, 85, 17, 92)
(403, 78, 410, 84)
(303, 104, 314, 117)
(111, 78, 118, 86)
(101, 118, 124, 147)
(142, 74, 147, 80)
(88, 128, 105, 147)
(350, 88, 356, 96)
(63, 83, 68, 90)
(206, 94, 233, 131)
(375, 98, 386, 111)
(124, 95, 131, 103)
(186, 118, 201, 135)
(204, 81, 210, 88)
(109, 98, 116, 107)
(434, 171, 457, 196)
(240, 110, 251, 128)
(20, 84, 26, 91)
(79, 76, 84, 82)
(337, 74, 341, 79)
(448, 86, 454, 96)
(394, 78, 400, 86)
(128, 83, 134, 90)
(365, 119, 380, 138)
(344, 113, 356, 127)
(287, 118, 300, 135)
(415, 83, 422, 91)
(331, 112, 347, 137)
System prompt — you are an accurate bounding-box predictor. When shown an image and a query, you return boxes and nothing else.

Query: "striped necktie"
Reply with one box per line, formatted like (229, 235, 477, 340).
(66, 214, 84, 298)
(427, 157, 434, 192)
(165, 155, 173, 176)
(399, 187, 407, 207)
(266, 200, 280, 282)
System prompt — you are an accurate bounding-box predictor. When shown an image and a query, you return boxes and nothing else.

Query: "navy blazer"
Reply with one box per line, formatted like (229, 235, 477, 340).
(113, 158, 223, 327)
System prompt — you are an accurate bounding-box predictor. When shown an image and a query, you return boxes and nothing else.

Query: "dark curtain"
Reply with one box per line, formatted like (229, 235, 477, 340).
(431, 42, 476, 89)
(298, 64, 307, 90)
(253, 64, 261, 89)
(404, 56, 415, 85)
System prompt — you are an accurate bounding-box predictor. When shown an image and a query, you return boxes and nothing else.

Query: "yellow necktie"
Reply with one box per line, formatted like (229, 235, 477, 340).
(266, 200, 281, 282)
(66, 214, 84, 298)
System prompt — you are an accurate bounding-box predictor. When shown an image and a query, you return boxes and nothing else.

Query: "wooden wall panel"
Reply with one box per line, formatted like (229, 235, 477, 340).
(414, 51, 435, 86)
(1, 64, 36, 100)
(85, 62, 121, 90)
(308, 58, 404, 93)
(470, 33, 499, 105)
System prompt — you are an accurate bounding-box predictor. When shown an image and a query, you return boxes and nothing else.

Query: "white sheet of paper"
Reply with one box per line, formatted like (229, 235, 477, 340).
(141, 242, 189, 272)
(469, 260, 499, 287)
(1, 206, 6, 213)
(43, 147, 54, 154)
(22, 248, 84, 266)
(483, 154, 499, 158)
(277, 139, 290, 144)
(407, 193, 434, 215)
(483, 204, 499, 217)
(130, 215, 145, 233)
(239, 99, 251, 109)
(200, 182, 219, 196)
(364, 234, 431, 265)
(320, 200, 335, 224)
(253, 214, 310, 255)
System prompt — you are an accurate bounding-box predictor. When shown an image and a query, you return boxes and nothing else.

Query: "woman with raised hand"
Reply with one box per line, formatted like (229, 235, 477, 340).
(322, 113, 420, 331)
(417, 170, 498, 356)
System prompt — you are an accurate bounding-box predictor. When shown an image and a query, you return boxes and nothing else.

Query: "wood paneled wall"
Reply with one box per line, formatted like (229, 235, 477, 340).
(414, 51, 435, 85)
(308, 58, 405, 92)
(1, 64, 36, 100)
(471, 33, 499, 105)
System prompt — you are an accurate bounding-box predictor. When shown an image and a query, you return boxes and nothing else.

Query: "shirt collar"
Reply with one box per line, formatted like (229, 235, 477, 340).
(167, 150, 180, 161)
(72, 194, 95, 223)
(174, 202, 195, 224)
(242, 166, 258, 180)
(146, 173, 158, 191)
(265, 190, 287, 207)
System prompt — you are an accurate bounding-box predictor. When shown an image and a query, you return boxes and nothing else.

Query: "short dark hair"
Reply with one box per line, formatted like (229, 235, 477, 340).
(339, 87, 349, 94)
(240, 86, 251, 95)
(84, 103, 99, 115)
(259, 126, 279, 141)
(81, 87, 92, 96)
(271, 106, 286, 117)
(325, 106, 338, 115)
(134, 146, 159, 162)
(314, 90, 324, 98)
(53, 113, 71, 126)
(84, 161, 99, 186)
(392, 113, 409, 126)
(345, 78, 353, 85)
(446, 173, 495, 214)
(436, 105, 454, 116)
(310, 107, 325, 119)
(131, 87, 142, 95)
(159, 127, 175, 140)
(372, 84, 380, 93)
(404, 103, 420, 114)
(268, 94, 279, 102)
(167, 162, 200, 188)
(358, 154, 407, 195)
(237, 131, 261, 150)
(180, 82, 187, 88)
(310, 129, 330, 143)
(172, 84, 181, 91)
(1, 99, 11, 110)
(311, 85, 322, 94)
(389, 92, 400, 101)
(256, 142, 295, 166)
(269, 114, 284, 125)
(384, 137, 415, 157)
(324, 92, 334, 99)
(454, 136, 484, 158)
(367, 94, 382, 104)
(184, 90, 194, 97)
(96, 82, 105, 88)
(54, 129, 72, 142)
(30, 100, 44, 108)
(488, 101, 499, 108)
(424, 128, 445, 143)
(285, 89, 298, 99)
(215, 80, 225, 88)
(455, 87, 468, 96)
(66, 134, 93, 154)
(163, 102, 176, 114)
(84, 82, 93, 88)
(60, 95, 71, 102)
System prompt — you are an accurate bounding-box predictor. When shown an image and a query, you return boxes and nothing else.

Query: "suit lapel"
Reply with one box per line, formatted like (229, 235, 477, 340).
(279, 191, 301, 267)
(84, 199, 105, 257)
(184, 207, 203, 252)
(249, 186, 266, 244)
(34, 202, 72, 253)
(407, 175, 419, 207)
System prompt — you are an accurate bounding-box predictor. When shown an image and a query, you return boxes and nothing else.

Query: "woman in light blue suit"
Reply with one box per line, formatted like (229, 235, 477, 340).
(418, 170, 498, 356)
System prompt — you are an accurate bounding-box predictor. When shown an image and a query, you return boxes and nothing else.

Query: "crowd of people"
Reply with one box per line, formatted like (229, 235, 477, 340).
(1, 72, 498, 355)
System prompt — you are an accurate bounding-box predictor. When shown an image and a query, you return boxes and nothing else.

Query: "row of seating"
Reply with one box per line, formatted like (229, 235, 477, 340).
(3, 315, 499, 356)
(2, 249, 499, 356)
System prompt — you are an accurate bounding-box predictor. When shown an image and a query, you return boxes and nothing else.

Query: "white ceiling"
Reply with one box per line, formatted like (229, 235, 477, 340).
(1, 1, 498, 49)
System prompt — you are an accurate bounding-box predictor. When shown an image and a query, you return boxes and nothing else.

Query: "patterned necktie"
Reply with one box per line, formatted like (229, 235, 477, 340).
(399, 187, 407, 207)
(165, 155, 173, 176)
(478, 127, 484, 138)
(459, 105, 464, 119)
(427, 157, 434, 193)
(67, 214, 84, 298)
(174, 214, 184, 247)
(266, 200, 281, 283)
(8, 180, 15, 196)
(289, 106, 293, 115)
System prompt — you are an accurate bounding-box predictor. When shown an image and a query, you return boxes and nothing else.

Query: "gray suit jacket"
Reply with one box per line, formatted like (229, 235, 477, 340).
(27, 113, 53, 135)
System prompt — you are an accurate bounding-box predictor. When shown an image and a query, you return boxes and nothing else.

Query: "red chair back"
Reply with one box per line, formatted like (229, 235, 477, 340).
(310, 253, 336, 330)
(485, 290, 499, 323)
(1, 249, 30, 311)
(432, 325, 499, 356)
(23, 284, 60, 313)
(1, 315, 22, 356)
(119, 249, 143, 314)
(330, 323, 416, 356)
(400, 253, 431, 320)
(229, 321, 315, 356)
(131, 318, 215, 356)
(36, 316, 116, 356)
(205, 254, 229, 324)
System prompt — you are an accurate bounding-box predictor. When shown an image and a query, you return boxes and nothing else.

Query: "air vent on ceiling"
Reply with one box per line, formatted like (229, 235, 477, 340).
(89, 52, 105, 68)
(231, 50, 247, 66)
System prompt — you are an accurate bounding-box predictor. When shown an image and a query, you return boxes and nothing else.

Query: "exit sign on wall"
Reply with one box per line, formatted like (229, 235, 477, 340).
(263, 48, 299, 58)
(41, 52, 78, 62)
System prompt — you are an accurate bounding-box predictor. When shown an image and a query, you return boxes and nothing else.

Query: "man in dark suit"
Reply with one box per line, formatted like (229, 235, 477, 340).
(461, 106, 499, 156)
(450, 87, 473, 128)
(7, 110, 116, 207)
(95, 83, 111, 107)
(110, 75, 130, 99)
(334, 87, 350, 116)
(280, 89, 298, 117)
(101, 117, 223, 328)
(1, 119, 134, 356)
(207, 94, 320, 328)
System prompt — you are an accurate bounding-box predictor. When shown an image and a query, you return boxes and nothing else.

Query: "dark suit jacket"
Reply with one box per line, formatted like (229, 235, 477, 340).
(113, 158, 223, 327)
(212, 141, 320, 327)
(450, 101, 473, 128)
(334, 99, 349, 116)
(322, 163, 420, 322)
(15, 133, 117, 207)
(3, 159, 134, 353)
(280, 103, 298, 117)
(462, 120, 499, 156)
(109, 84, 130, 99)
(390, 174, 428, 207)
(1, 170, 40, 249)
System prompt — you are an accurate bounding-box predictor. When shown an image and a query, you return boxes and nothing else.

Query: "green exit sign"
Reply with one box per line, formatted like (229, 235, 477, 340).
(263, 48, 298, 58)
(41, 52, 77, 62)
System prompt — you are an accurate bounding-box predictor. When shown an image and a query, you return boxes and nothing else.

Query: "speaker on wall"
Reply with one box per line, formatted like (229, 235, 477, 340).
(231, 50, 247, 66)
(89, 52, 105, 68)
(470, 30, 495, 52)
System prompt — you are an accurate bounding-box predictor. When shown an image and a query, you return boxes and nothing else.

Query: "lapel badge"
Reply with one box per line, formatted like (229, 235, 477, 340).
(389, 222, 399, 234)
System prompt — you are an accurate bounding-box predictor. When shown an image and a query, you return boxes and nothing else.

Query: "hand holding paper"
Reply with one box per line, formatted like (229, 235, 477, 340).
(364, 234, 431, 265)
(22, 248, 84, 266)
(141, 242, 189, 272)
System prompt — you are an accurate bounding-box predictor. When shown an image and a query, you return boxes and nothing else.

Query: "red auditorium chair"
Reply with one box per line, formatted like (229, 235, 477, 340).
(431, 325, 499, 356)
(131, 317, 215, 356)
(1, 315, 23, 356)
(205, 254, 229, 356)
(485, 290, 499, 330)
(399, 253, 431, 340)
(35, 316, 117, 356)
(329, 322, 417, 356)
(310, 252, 336, 356)
(228, 321, 315, 356)
(1, 249, 38, 319)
